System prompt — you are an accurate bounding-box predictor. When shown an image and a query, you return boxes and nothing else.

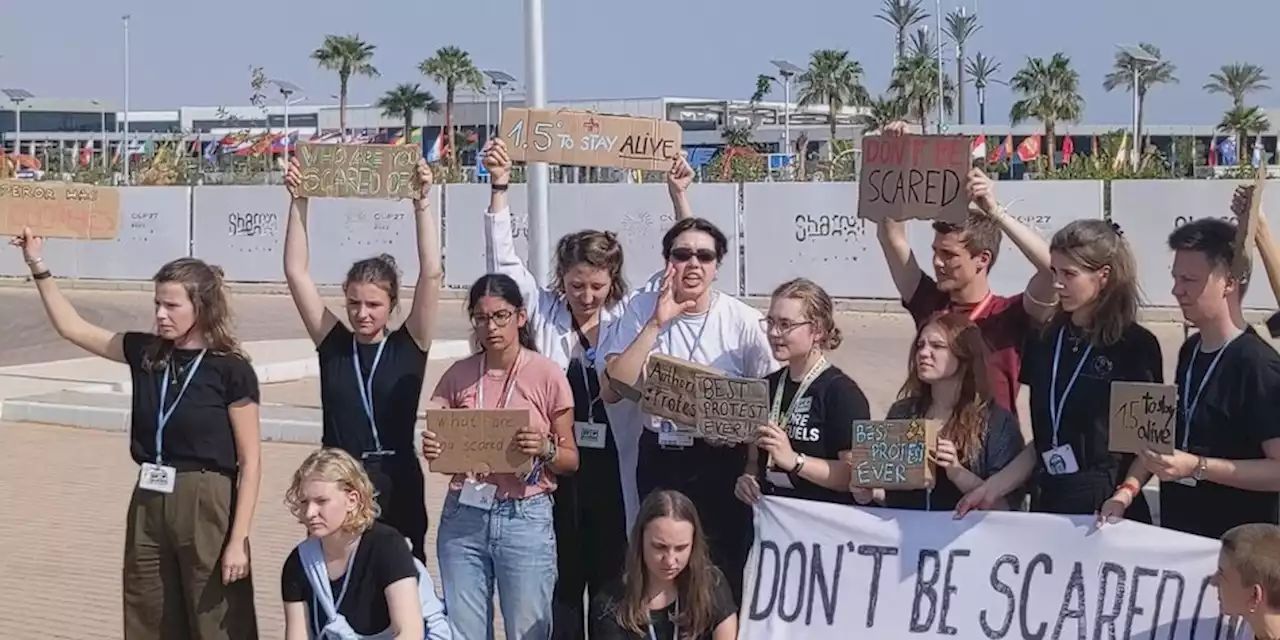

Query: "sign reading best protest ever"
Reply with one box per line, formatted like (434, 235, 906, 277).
(741, 497, 1251, 640)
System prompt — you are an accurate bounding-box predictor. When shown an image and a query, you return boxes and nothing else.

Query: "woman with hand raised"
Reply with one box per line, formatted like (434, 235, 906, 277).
(282, 156, 442, 561)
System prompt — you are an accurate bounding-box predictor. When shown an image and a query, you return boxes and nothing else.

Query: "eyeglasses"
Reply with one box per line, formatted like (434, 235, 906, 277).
(470, 309, 516, 328)
(669, 247, 718, 264)
(760, 318, 811, 334)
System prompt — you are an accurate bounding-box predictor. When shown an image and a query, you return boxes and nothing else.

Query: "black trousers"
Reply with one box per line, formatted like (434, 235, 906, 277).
(363, 454, 429, 562)
(552, 438, 628, 640)
(635, 429, 753, 605)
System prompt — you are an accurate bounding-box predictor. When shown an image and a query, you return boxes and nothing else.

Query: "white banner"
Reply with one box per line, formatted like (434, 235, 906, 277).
(741, 497, 1251, 640)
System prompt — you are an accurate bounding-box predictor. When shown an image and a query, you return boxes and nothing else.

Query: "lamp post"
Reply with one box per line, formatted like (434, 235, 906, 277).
(484, 70, 516, 139)
(122, 14, 131, 184)
(1118, 44, 1158, 170)
(524, 0, 550, 288)
(270, 79, 304, 169)
(771, 60, 802, 160)
(935, 0, 945, 134)
(3, 89, 33, 163)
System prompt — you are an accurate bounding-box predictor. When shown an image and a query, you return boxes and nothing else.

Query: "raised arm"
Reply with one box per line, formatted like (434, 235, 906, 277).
(1231, 185, 1280, 305)
(481, 138, 542, 317)
(404, 160, 443, 352)
(872, 122, 925, 301)
(967, 168, 1057, 323)
(10, 230, 126, 363)
(667, 152, 694, 221)
(282, 158, 340, 346)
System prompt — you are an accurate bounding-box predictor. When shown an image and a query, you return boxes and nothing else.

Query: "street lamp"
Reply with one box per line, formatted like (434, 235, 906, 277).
(270, 79, 304, 168)
(934, 0, 945, 133)
(3, 88, 33, 161)
(523, 0, 551, 288)
(484, 70, 517, 139)
(770, 60, 802, 159)
(91, 99, 107, 170)
(1118, 44, 1158, 170)
(122, 14, 131, 184)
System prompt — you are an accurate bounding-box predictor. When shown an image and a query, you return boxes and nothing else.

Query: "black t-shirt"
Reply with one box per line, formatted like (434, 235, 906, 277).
(1020, 320, 1162, 517)
(317, 324, 427, 457)
(1162, 328, 1280, 539)
(281, 522, 420, 636)
(588, 566, 736, 640)
(567, 346, 616, 452)
(882, 399, 1024, 511)
(124, 332, 260, 475)
(755, 365, 870, 504)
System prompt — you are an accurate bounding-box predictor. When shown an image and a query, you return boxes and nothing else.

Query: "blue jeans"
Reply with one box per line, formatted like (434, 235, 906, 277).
(437, 490, 557, 640)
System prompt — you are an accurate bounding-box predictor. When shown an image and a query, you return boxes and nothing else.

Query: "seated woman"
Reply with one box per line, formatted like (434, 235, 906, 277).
(281, 448, 449, 640)
(588, 490, 737, 640)
(852, 312, 1024, 511)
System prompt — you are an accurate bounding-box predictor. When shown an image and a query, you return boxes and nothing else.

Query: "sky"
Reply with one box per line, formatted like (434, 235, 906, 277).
(2, 0, 1278, 126)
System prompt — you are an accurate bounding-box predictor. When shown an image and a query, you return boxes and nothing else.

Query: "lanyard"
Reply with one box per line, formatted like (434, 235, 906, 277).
(769, 356, 829, 428)
(1181, 331, 1242, 449)
(311, 537, 361, 637)
(352, 336, 389, 453)
(568, 309, 600, 423)
(646, 598, 679, 640)
(663, 295, 714, 362)
(955, 292, 995, 322)
(156, 350, 207, 466)
(477, 350, 522, 409)
(568, 305, 597, 365)
(1049, 327, 1092, 448)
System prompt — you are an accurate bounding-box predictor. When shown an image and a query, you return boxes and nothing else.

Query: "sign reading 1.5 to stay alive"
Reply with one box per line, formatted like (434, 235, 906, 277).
(857, 135, 972, 224)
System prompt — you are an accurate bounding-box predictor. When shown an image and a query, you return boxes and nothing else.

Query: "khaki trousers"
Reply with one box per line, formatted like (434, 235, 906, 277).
(122, 469, 258, 640)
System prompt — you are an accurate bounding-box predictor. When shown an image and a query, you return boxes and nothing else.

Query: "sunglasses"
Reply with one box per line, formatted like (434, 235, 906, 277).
(670, 247, 717, 264)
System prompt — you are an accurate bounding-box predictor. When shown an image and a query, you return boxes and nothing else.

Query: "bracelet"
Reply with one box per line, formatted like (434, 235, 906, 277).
(1116, 479, 1140, 499)
(31, 270, 52, 281)
(24, 257, 43, 267)
(791, 453, 807, 475)
(491, 183, 510, 192)
(539, 437, 557, 463)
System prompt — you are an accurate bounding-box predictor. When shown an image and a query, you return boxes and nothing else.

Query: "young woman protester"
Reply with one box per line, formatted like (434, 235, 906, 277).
(282, 157, 441, 561)
(420, 273, 579, 640)
(588, 490, 738, 640)
(957, 220, 1160, 521)
(602, 218, 777, 604)
(282, 448, 450, 640)
(732, 278, 871, 507)
(11, 233, 261, 640)
(850, 312, 1024, 511)
(1212, 523, 1280, 639)
(478, 139, 692, 639)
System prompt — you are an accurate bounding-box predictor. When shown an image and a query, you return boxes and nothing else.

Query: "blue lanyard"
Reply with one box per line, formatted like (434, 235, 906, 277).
(352, 336, 389, 453)
(646, 599, 679, 640)
(311, 538, 361, 636)
(1181, 332, 1242, 449)
(156, 350, 207, 466)
(1050, 327, 1092, 448)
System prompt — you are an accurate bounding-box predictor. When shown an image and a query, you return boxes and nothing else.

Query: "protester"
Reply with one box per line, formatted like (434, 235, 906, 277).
(734, 278, 870, 507)
(282, 448, 449, 640)
(420, 272, 579, 639)
(479, 140, 692, 639)
(850, 312, 1023, 511)
(956, 220, 1159, 520)
(281, 158, 440, 562)
(873, 123, 1058, 413)
(1214, 523, 1280, 639)
(1099, 218, 1280, 538)
(11, 232, 260, 639)
(602, 217, 777, 603)
(588, 490, 738, 640)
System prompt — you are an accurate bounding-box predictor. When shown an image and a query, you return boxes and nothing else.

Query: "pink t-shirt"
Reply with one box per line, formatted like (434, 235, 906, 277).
(430, 349, 574, 499)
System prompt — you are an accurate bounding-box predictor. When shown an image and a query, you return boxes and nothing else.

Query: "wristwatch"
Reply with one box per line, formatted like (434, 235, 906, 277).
(1191, 456, 1208, 482)
(791, 453, 807, 475)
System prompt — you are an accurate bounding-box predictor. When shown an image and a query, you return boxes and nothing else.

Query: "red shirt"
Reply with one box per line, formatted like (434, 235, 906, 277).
(904, 274, 1030, 412)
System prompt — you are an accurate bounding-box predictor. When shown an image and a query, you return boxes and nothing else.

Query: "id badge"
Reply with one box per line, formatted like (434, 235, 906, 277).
(458, 479, 497, 510)
(765, 470, 795, 489)
(138, 462, 176, 494)
(574, 421, 607, 449)
(658, 421, 694, 448)
(1041, 444, 1080, 476)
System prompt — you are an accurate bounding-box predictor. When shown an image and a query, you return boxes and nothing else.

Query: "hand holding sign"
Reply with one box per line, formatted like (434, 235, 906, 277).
(755, 422, 797, 470)
(965, 167, 1000, 217)
(284, 157, 303, 201)
(413, 159, 434, 200)
(513, 425, 547, 457)
(667, 152, 694, 194)
(8, 226, 43, 264)
(421, 429, 443, 461)
(483, 139, 512, 183)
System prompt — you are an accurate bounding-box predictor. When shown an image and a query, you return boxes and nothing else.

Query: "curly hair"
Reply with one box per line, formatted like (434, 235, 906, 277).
(284, 448, 380, 533)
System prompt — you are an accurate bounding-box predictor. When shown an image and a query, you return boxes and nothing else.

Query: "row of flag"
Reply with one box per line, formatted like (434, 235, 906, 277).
(969, 133, 1269, 169)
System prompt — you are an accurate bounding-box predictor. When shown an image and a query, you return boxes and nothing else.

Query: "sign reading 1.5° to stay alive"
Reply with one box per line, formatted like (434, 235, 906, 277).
(296, 143, 421, 200)
(499, 108, 682, 172)
(857, 134, 971, 224)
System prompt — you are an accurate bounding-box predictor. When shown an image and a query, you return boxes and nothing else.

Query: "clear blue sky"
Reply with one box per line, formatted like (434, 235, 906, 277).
(2, 0, 1277, 125)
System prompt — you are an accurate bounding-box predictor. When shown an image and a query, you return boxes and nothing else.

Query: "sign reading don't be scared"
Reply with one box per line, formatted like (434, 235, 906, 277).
(857, 135, 971, 224)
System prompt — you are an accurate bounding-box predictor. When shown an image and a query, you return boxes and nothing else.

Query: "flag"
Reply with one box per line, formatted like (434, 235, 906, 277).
(79, 145, 94, 167)
(1219, 138, 1238, 166)
(971, 135, 986, 161)
(1112, 132, 1129, 171)
(1016, 135, 1041, 162)
(1207, 135, 1218, 167)
(425, 131, 444, 163)
(1060, 136, 1074, 164)
(989, 135, 1012, 163)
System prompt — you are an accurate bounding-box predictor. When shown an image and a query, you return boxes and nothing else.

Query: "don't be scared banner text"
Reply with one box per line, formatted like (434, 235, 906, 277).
(741, 497, 1250, 640)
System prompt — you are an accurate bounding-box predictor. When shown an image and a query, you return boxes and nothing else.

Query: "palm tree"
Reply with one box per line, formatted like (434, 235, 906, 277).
(1219, 106, 1271, 164)
(965, 52, 1003, 125)
(751, 74, 777, 103)
(943, 9, 980, 125)
(891, 31, 956, 133)
(861, 95, 910, 134)
(876, 0, 929, 63)
(796, 49, 870, 158)
(1204, 63, 1270, 109)
(311, 34, 379, 142)
(1102, 43, 1177, 157)
(376, 84, 440, 144)
(419, 46, 485, 167)
(1009, 53, 1085, 168)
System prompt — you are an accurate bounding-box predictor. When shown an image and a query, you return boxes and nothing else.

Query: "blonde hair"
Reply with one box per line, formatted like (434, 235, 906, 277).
(771, 277, 843, 350)
(284, 448, 380, 533)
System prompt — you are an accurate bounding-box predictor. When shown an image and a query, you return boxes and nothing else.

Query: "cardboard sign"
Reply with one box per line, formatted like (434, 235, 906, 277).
(499, 108, 682, 171)
(0, 180, 119, 239)
(295, 143, 421, 200)
(1233, 167, 1267, 280)
(422, 408, 533, 475)
(857, 135, 971, 223)
(641, 354, 719, 429)
(693, 372, 769, 443)
(844, 419, 939, 490)
(1108, 382, 1176, 454)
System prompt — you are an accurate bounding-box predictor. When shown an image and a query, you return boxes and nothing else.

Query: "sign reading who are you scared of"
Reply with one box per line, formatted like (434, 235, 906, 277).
(295, 143, 421, 200)
(499, 108, 683, 172)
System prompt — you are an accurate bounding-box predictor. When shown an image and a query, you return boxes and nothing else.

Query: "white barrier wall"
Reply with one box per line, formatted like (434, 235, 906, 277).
(1112, 180, 1273, 309)
(443, 183, 529, 288)
(741, 182, 905, 298)
(305, 192, 440, 286)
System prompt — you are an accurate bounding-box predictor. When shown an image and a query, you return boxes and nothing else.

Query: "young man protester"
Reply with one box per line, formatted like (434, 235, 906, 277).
(873, 122, 1058, 414)
(1214, 523, 1280, 640)
(1098, 214, 1280, 538)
